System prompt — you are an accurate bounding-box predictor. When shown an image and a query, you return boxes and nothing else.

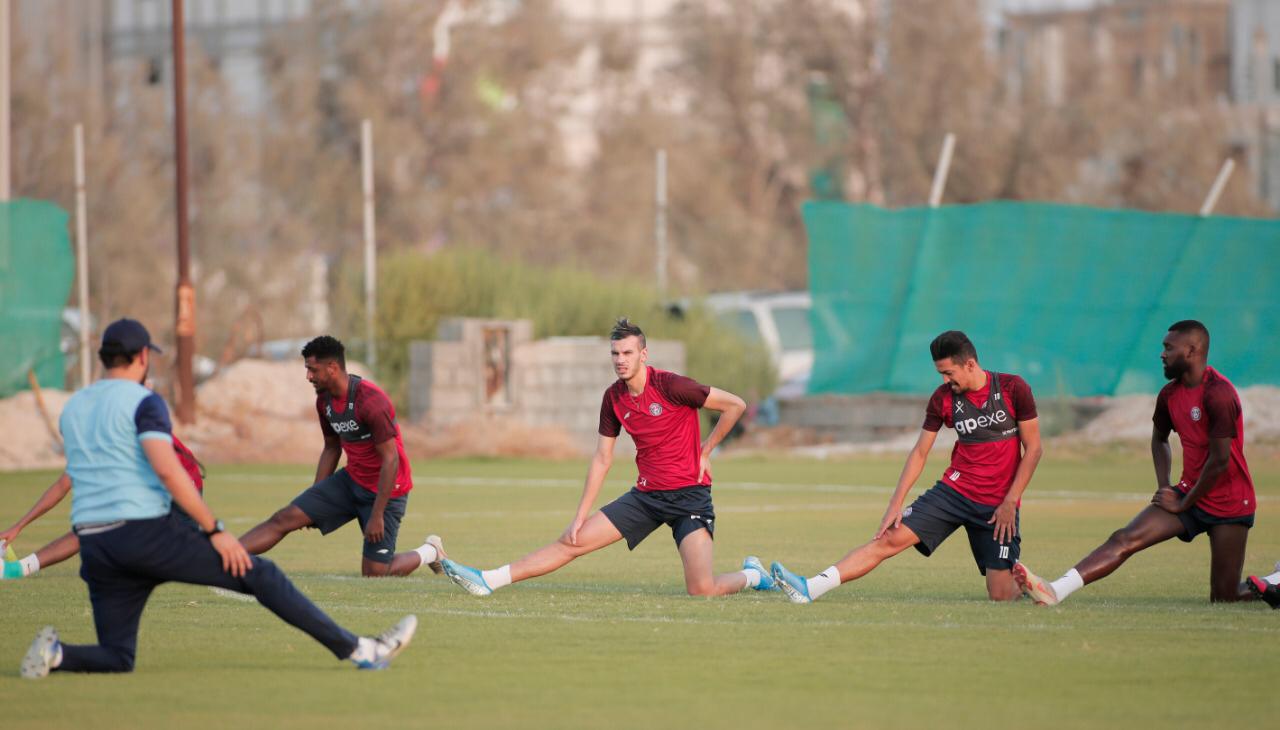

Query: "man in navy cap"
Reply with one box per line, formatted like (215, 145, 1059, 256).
(18, 318, 417, 678)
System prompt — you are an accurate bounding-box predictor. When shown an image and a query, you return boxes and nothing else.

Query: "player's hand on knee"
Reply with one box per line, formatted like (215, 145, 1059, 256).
(875, 507, 903, 540)
(988, 500, 1018, 544)
(364, 513, 385, 543)
(211, 532, 254, 577)
(561, 516, 585, 547)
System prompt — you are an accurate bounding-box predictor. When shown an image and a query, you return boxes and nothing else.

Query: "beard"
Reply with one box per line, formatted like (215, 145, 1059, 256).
(1163, 359, 1188, 380)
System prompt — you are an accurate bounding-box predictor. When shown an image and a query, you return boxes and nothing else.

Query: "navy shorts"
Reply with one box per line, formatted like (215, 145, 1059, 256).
(1176, 504, 1254, 543)
(600, 486, 715, 550)
(291, 469, 407, 563)
(901, 482, 1019, 575)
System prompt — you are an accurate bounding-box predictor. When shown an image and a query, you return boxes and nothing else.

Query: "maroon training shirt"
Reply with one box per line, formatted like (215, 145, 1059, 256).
(316, 378, 413, 498)
(599, 366, 711, 491)
(1154, 366, 1255, 518)
(922, 372, 1037, 506)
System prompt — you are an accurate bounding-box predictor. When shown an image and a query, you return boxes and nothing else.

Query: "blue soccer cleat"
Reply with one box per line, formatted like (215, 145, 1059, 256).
(441, 558, 493, 597)
(743, 556, 776, 591)
(771, 561, 812, 604)
(20, 626, 61, 679)
(353, 615, 418, 670)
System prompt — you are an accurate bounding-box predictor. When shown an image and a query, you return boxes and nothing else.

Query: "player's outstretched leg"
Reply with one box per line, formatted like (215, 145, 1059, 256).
(362, 535, 448, 578)
(771, 523, 920, 604)
(742, 556, 776, 591)
(443, 512, 624, 597)
(676, 529, 761, 597)
(3, 532, 80, 580)
(1011, 562, 1060, 606)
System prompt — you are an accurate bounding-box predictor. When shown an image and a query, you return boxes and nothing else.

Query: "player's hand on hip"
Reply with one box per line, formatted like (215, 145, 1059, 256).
(698, 452, 712, 484)
(561, 516, 585, 546)
(875, 507, 903, 540)
(211, 532, 253, 577)
(987, 500, 1018, 544)
(1154, 486, 1184, 514)
(364, 513, 385, 543)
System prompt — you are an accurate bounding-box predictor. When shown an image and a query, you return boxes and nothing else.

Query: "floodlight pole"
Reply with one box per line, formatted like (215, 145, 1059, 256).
(655, 148, 668, 293)
(1199, 158, 1235, 216)
(74, 123, 91, 389)
(361, 118, 377, 370)
(171, 0, 196, 423)
(929, 133, 955, 208)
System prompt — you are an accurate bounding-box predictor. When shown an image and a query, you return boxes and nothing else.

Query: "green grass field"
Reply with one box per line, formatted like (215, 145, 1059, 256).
(2, 453, 1279, 729)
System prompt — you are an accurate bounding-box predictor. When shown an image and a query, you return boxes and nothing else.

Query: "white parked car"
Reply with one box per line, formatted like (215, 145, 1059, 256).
(699, 291, 813, 398)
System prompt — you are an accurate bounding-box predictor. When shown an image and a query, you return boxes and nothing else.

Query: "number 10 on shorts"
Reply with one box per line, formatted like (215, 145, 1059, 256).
(998, 545, 1009, 560)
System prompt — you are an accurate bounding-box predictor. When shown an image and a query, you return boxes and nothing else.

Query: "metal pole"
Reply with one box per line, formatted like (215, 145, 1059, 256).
(75, 123, 91, 389)
(361, 118, 377, 370)
(1, 0, 10, 201)
(928, 133, 955, 208)
(655, 148, 668, 293)
(1199, 158, 1235, 216)
(171, 0, 196, 423)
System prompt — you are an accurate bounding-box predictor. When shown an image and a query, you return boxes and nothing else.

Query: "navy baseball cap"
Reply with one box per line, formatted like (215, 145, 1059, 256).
(100, 318, 163, 354)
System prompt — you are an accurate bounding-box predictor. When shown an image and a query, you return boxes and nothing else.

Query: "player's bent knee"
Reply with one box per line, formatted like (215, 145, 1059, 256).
(686, 582, 716, 597)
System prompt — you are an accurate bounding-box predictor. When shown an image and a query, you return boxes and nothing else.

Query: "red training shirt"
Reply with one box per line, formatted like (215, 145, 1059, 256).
(922, 372, 1037, 506)
(316, 378, 413, 497)
(1153, 366, 1255, 517)
(599, 367, 711, 491)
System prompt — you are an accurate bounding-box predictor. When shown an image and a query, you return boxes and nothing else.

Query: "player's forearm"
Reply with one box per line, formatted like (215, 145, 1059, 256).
(1151, 438, 1173, 489)
(1179, 459, 1227, 509)
(14, 473, 72, 529)
(702, 404, 745, 456)
(314, 446, 341, 484)
(575, 457, 611, 518)
(162, 471, 217, 532)
(889, 451, 928, 508)
(370, 456, 398, 516)
(1003, 442, 1043, 505)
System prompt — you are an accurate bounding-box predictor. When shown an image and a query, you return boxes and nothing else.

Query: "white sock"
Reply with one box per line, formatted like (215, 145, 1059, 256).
(20, 554, 40, 577)
(481, 565, 512, 590)
(413, 543, 439, 566)
(348, 636, 377, 664)
(1049, 568, 1084, 601)
(806, 566, 842, 600)
(1262, 570, 1280, 586)
(739, 568, 762, 589)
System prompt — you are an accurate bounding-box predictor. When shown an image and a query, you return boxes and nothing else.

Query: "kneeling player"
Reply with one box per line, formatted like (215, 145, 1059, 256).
(1016, 321, 1265, 605)
(238, 336, 444, 577)
(770, 331, 1042, 603)
(439, 318, 773, 597)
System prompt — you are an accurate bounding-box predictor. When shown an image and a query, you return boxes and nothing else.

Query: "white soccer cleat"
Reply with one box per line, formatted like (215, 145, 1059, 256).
(354, 615, 418, 670)
(1012, 562, 1059, 606)
(20, 626, 61, 679)
(425, 535, 447, 575)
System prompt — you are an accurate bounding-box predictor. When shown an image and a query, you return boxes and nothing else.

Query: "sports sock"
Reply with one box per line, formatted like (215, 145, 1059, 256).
(806, 566, 842, 600)
(1262, 569, 1280, 586)
(413, 542, 439, 567)
(481, 564, 512, 590)
(1049, 568, 1084, 601)
(739, 568, 762, 588)
(20, 554, 40, 577)
(348, 637, 377, 664)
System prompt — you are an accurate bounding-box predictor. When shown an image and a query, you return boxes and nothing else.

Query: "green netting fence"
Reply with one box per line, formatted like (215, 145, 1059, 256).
(804, 201, 1280, 397)
(0, 199, 74, 397)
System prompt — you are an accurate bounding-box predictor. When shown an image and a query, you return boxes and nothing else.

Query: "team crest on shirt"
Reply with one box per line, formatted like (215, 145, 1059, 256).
(1190, 406, 1202, 422)
(649, 403, 663, 417)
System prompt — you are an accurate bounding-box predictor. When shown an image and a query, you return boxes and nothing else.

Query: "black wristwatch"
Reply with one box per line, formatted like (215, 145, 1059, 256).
(204, 519, 226, 537)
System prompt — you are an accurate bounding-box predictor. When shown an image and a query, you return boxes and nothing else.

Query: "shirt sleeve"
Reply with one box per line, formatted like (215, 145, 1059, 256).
(1202, 384, 1240, 440)
(1007, 375, 1038, 421)
(653, 371, 711, 408)
(134, 393, 173, 442)
(922, 389, 946, 432)
(316, 399, 338, 440)
(357, 387, 400, 445)
(598, 390, 622, 437)
(1152, 388, 1173, 435)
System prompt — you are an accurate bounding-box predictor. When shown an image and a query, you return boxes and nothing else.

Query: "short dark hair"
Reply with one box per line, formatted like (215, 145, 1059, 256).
(930, 330, 978, 364)
(98, 344, 141, 369)
(610, 317, 646, 349)
(301, 335, 346, 368)
(1168, 319, 1210, 351)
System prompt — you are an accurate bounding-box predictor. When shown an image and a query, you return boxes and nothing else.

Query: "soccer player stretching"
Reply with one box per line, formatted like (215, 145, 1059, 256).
(239, 336, 444, 577)
(1015, 320, 1263, 605)
(771, 331, 1043, 603)
(440, 318, 774, 597)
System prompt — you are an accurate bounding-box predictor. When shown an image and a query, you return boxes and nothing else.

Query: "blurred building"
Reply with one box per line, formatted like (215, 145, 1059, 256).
(1230, 0, 1280, 210)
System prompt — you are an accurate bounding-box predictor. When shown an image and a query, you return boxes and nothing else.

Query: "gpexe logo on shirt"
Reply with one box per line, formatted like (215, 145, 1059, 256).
(954, 409, 1009, 435)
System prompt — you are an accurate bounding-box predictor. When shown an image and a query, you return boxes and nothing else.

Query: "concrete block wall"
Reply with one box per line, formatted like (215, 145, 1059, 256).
(409, 319, 686, 454)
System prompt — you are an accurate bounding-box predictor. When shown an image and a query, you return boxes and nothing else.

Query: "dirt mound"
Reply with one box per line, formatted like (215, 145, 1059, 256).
(1072, 386, 1280, 444)
(0, 389, 73, 470)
